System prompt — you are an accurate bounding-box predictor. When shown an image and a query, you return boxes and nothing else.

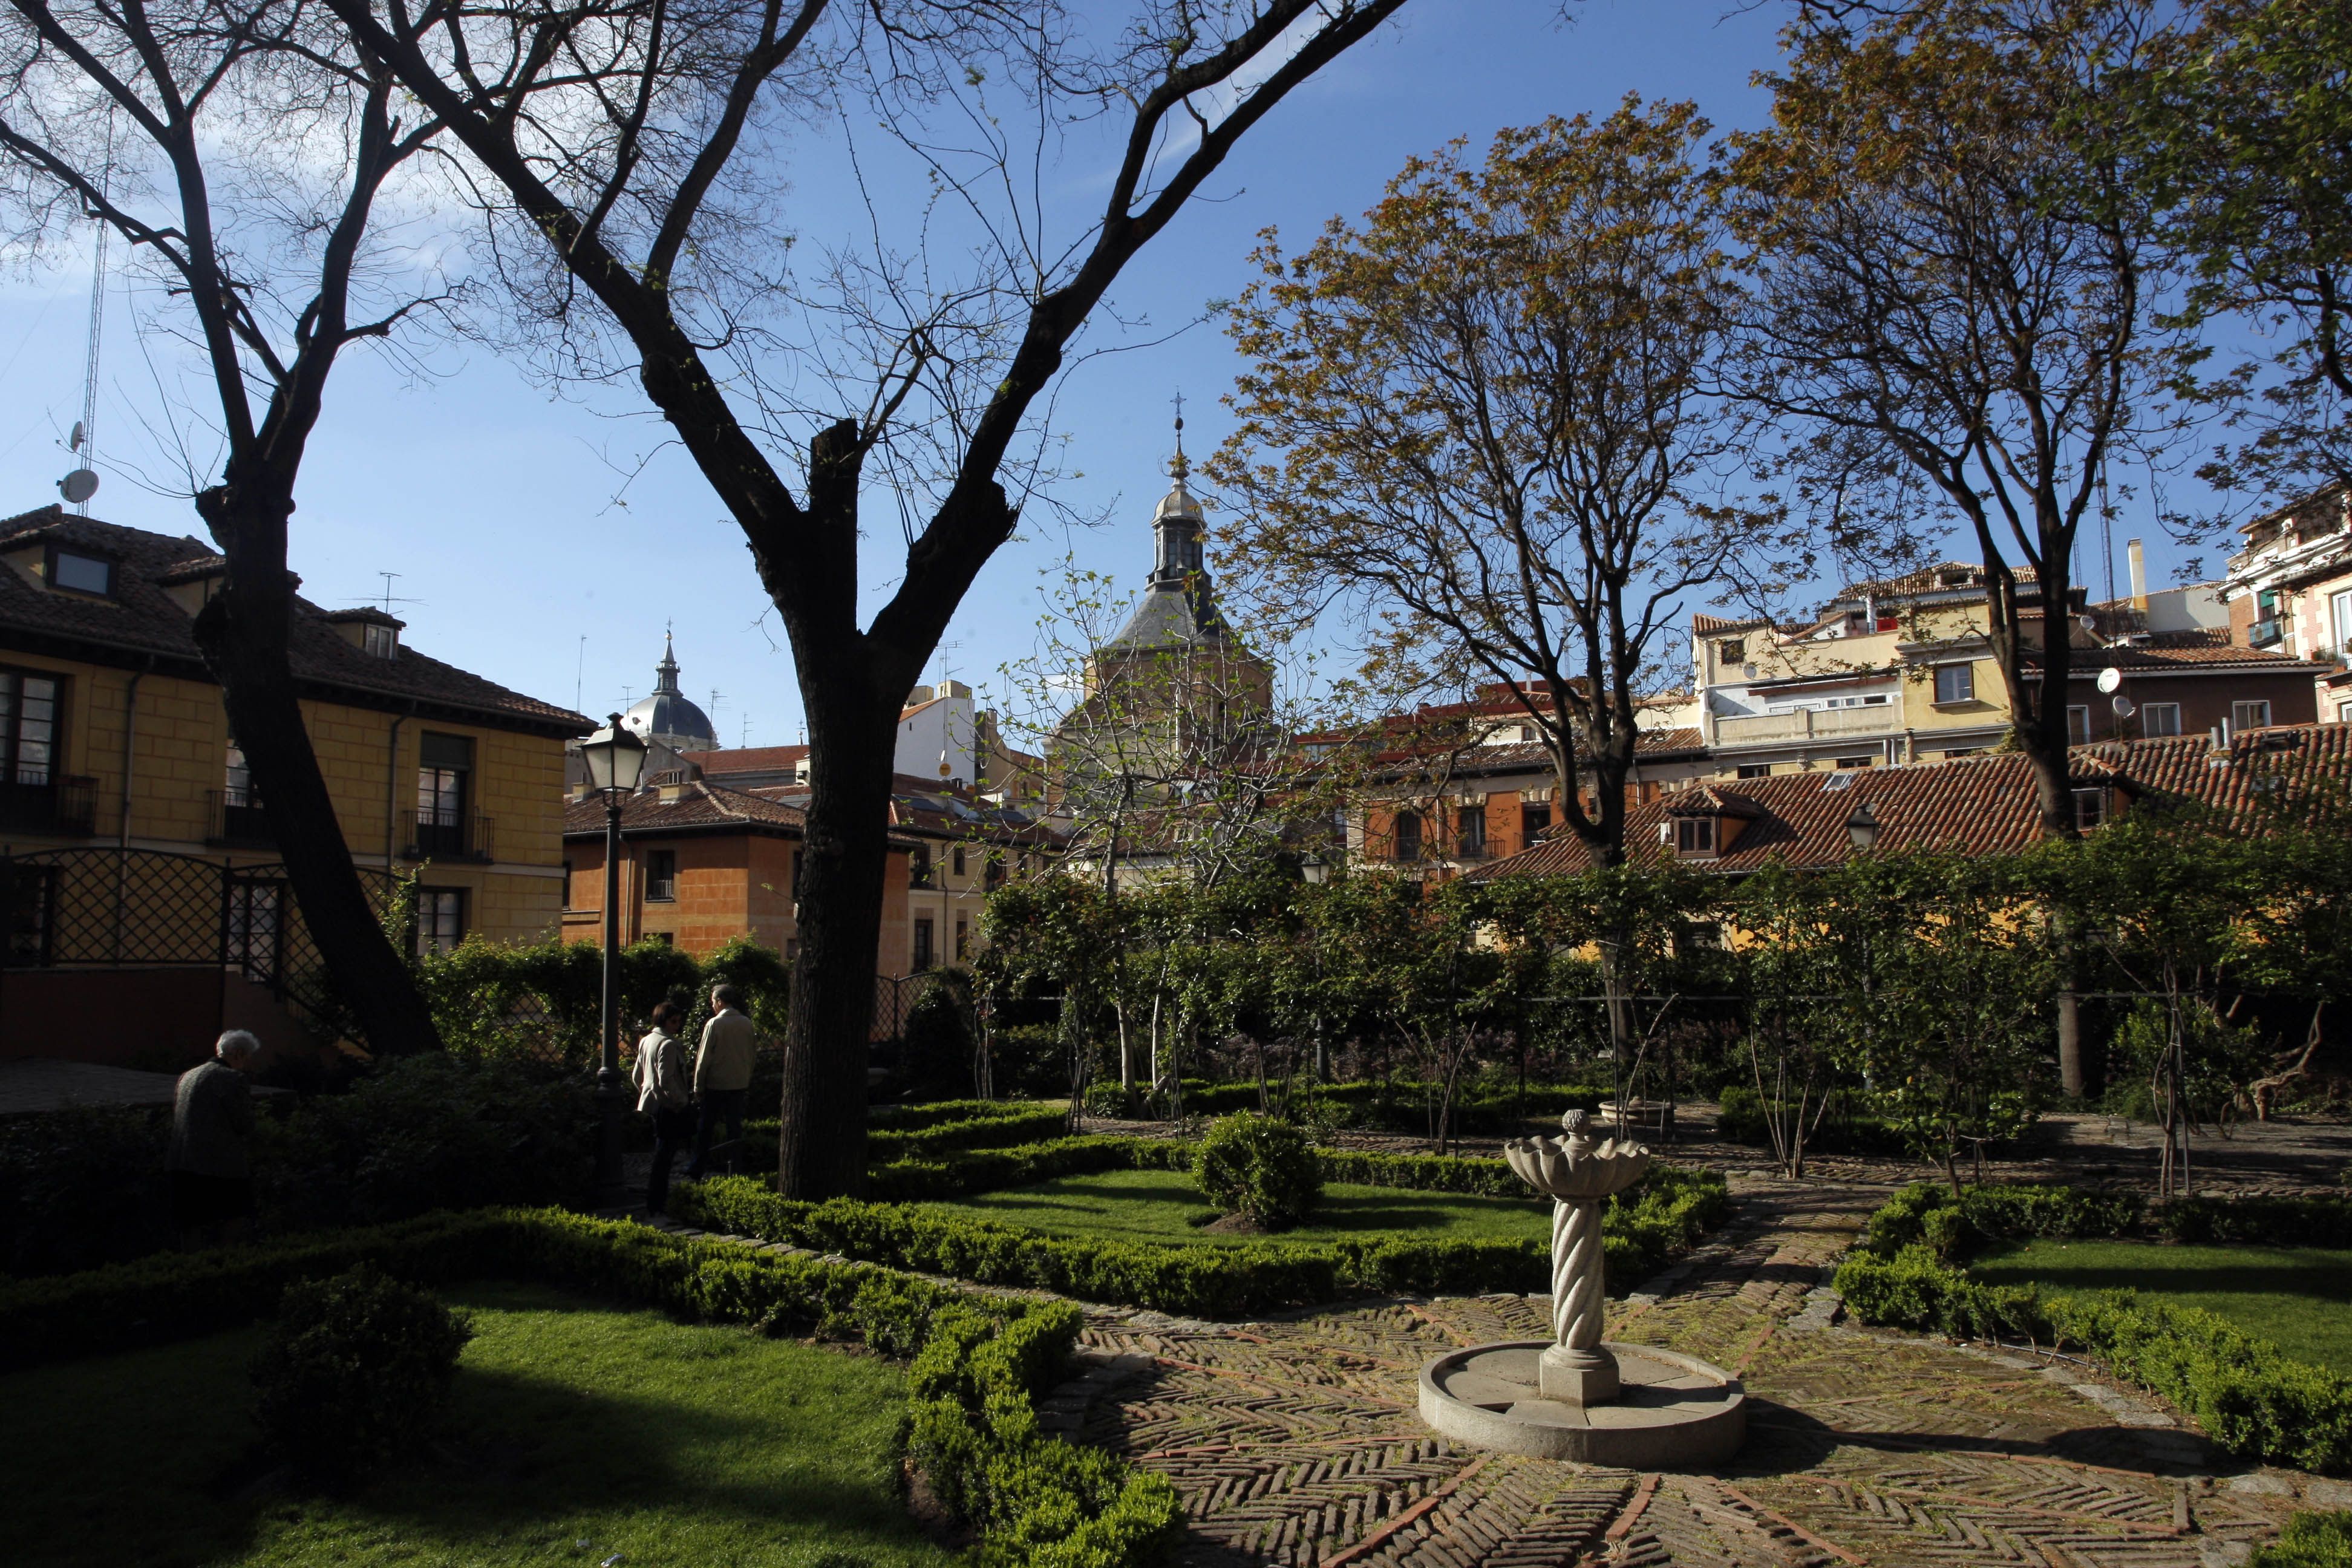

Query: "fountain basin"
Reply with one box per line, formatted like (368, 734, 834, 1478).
(1417, 1340, 1746, 1468)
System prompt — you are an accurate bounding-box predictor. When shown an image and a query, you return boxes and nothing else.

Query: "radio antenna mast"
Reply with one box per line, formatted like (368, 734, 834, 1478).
(64, 109, 115, 517)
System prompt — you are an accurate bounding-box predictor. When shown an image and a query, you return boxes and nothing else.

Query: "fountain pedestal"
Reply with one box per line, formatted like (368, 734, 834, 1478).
(1414, 1111, 1746, 1468)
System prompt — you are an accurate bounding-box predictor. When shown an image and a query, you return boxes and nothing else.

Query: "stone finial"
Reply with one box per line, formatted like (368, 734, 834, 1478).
(1561, 1109, 1590, 1138)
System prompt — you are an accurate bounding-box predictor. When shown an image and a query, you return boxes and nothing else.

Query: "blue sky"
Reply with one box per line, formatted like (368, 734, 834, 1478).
(0, 0, 2203, 745)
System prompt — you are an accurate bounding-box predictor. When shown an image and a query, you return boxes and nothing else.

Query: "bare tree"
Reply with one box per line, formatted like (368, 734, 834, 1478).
(326, 0, 1413, 1197)
(0, 0, 500, 1052)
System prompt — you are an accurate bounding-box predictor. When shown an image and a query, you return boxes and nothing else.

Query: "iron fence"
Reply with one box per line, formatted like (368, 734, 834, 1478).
(0, 846, 399, 1040)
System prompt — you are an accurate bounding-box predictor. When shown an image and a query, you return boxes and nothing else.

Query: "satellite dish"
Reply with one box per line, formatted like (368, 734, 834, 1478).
(2096, 666, 2123, 694)
(2112, 696, 2136, 717)
(68, 421, 85, 452)
(57, 469, 98, 504)
(2079, 614, 2098, 634)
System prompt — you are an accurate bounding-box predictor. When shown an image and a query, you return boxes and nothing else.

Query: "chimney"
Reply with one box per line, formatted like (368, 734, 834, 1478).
(2127, 538, 2148, 613)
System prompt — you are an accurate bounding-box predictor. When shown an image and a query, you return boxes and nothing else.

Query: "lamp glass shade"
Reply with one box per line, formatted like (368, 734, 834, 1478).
(1844, 800, 1881, 851)
(581, 715, 648, 794)
(1299, 852, 1328, 885)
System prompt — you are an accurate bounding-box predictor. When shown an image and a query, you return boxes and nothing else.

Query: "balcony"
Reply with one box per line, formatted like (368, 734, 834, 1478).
(206, 789, 273, 848)
(1714, 705, 1898, 747)
(405, 811, 494, 863)
(2250, 617, 2286, 648)
(1448, 841, 1494, 863)
(0, 776, 97, 837)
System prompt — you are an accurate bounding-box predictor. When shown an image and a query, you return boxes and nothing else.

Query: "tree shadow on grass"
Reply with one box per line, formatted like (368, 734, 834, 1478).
(7, 1298, 941, 1568)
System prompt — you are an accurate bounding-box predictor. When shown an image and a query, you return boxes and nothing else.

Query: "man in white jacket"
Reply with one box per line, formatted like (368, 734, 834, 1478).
(686, 984, 757, 1179)
(633, 999, 694, 1214)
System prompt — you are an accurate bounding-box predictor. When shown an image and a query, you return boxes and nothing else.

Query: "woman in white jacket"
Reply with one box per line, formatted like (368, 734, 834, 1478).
(633, 999, 695, 1215)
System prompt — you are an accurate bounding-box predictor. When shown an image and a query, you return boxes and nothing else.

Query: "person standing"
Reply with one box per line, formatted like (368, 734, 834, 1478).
(633, 999, 695, 1215)
(168, 1030, 259, 1247)
(685, 984, 756, 1178)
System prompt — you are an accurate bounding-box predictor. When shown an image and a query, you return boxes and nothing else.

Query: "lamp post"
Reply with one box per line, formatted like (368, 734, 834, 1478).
(580, 712, 648, 1211)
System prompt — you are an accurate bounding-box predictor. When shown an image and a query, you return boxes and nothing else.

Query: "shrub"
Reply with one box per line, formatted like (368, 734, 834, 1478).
(1840, 1189, 2352, 1475)
(258, 1054, 593, 1228)
(0, 1106, 173, 1275)
(2254, 1512, 2352, 1568)
(1195, 1112, 1322, 1230)
(249, 1263, 474, 1485)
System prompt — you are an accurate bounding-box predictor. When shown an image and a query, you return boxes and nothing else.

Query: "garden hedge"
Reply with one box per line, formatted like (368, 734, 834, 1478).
(1857, 1181, 2352, 1263)
(675, 1154, 1728, 1318)
(1837, 1184, 2352, 1475)
(0, 1209, 1174, 1568)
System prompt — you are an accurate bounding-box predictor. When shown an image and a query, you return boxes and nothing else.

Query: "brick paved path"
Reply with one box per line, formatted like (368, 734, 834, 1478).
(1071, 1179, 2352, 1567)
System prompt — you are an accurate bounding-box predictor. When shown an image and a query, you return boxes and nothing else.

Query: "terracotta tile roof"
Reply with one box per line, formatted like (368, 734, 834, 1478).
(1468, 724, 2352, 880)
(747, 783, 1065, 847)
(1359, 727, 1708, 779)
(1691, 613, 1769, 636)
(0, 506, 587, 736)
(2036, 641, 2307, 671)
(685, 745, 809, 777)
(563, 779, 808, 838)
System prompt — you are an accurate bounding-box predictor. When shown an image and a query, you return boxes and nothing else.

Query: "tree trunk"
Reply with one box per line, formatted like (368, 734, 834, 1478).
(774, 683, 896, 1199)
(192, 489, 441, 1056)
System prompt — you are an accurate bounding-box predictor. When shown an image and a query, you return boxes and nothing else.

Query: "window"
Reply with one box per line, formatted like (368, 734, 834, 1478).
(0, 669, 59, 786)
(414, 732, 472, 857)
(1943, 746, 1984, 759)
(48, 549, 111, 596)
(217, 740, 269, 844)
(913, 916, 935, 972)
(1716, 637, 1746, 665)
(2341, 700, 2352, 726)
(955, 918, 969, 962)
(223, 742, 256, 808)
(645, 849, 677, 902)
(1681, 921, 1725, 953)
(1736, 763, 1771, 780)
(1834, 756, 1875, 770)
(1933, 663, 1975, 704)
(2072, 788, 2109, 832)
(225, 878, 281, 981)
(1674, 815, 1717, 855)
(909, 845, 933, 887)
(2142, 702, 2181, 737)
(363, 622, 397, 659)
(1393, 809, 1422, 861)
(2332, 590, 2352, 658)
(789, 848, 803, 900)
(2233, 700, 2273, 732)
(985, 852, 1005, 887)
(1520, 803, 1550, 848)
(561, 858, 576, 910)
(1454, 806, 1486, 857)
(417, 887, 465, 956)
(2068, 705, 2091, 745)
(952, 844, 967, 877)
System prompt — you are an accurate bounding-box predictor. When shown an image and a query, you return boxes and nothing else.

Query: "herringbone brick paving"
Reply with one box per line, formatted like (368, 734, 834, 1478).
(1078, 1178, 2349, 1567)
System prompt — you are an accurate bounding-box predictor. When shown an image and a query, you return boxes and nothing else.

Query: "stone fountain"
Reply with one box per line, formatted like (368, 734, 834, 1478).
(1416, 1110, 1746, 1467)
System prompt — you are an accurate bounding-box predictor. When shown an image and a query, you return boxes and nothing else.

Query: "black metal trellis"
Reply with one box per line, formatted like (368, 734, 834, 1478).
(0, 845, 399, 1039)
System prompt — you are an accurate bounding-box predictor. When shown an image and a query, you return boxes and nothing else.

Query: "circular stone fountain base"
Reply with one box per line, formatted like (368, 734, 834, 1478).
(1418, 1341, 1746, 1468)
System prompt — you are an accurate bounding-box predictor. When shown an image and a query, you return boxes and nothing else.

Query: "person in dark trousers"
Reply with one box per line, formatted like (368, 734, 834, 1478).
(685, 984, 756, 1178)
(633, 999, 695, 1215)
(168, 1030, 258, 1247)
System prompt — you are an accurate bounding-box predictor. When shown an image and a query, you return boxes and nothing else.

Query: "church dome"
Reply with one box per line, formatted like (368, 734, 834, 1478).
(620, 633, 717, 750)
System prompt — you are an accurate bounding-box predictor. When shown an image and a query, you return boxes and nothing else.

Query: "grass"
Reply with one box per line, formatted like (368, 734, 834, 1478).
(1971, 1237, 2352, 1375)
(5, 1281, 962, 1568)
(918, 1165, 1552, 1247)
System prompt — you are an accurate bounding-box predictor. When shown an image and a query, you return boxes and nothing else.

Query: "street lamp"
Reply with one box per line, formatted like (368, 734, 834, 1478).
(1844, 798, 1881, 854)
(580, 712, 647, 1210)
(1299, 851, 1330, 885)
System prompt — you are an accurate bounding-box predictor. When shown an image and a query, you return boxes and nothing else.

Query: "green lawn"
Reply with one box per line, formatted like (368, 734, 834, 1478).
(920, 1166, 1552, 1247)
(1971, 1238, 2352, 1374)
(5, 1281, 963, 1568)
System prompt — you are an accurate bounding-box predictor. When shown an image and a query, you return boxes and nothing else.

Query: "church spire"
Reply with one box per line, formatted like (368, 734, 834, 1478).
(653, 628, 681, 694)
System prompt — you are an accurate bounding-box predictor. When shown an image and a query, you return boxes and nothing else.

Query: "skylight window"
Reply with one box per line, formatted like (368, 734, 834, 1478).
(50, 549, 112, 596)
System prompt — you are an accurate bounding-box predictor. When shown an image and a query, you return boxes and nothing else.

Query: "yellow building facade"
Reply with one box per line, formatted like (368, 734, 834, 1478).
(0, 508, 586, 975)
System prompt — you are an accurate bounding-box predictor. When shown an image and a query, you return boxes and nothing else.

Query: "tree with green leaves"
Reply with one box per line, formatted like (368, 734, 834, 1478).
(2122, 0, 2352, 497)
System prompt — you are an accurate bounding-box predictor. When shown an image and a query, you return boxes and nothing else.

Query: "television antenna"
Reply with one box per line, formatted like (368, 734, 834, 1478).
(58, 109, 115, 516)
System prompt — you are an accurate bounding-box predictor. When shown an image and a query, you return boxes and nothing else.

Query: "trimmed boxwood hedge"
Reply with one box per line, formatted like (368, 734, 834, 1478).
(0, 1210, 1175, 1567)
(1837, 1184, 2352, 1475)
(735, 1106, 1073, 1169)
(1858, 1181, 2352, 1263)
(675, 1152, 1728, 1319)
